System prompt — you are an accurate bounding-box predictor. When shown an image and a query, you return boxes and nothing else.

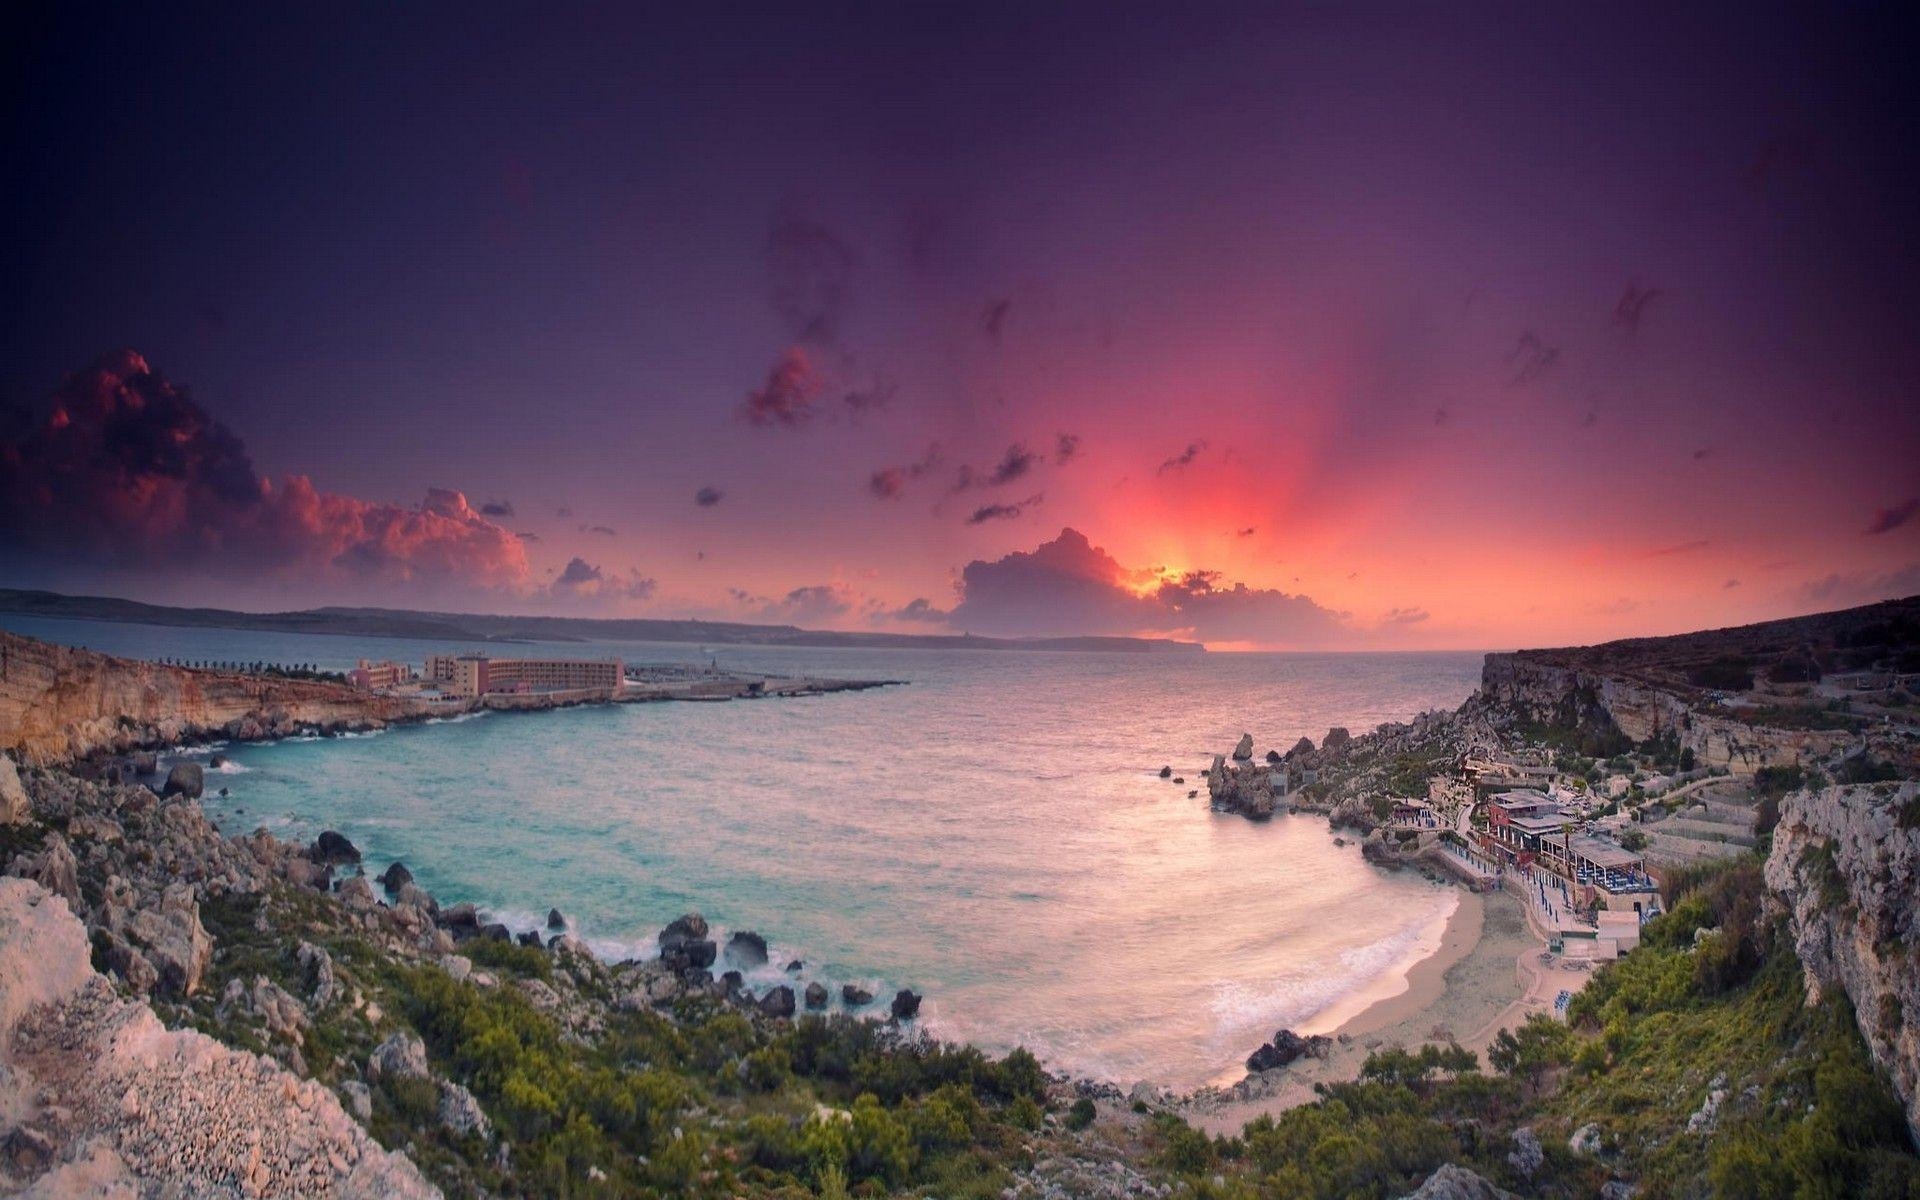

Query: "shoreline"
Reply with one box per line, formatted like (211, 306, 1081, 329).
(1183, 886, 1543, 1134)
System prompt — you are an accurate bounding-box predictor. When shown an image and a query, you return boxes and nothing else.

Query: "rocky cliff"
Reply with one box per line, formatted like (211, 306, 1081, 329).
(1765, 782, 1920, 1144)
(1476, 652, 1857, 773)
(0, 631, 429, 765)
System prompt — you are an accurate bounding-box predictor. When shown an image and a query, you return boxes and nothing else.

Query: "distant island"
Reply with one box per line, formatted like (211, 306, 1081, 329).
(0, 588, 1206, 655)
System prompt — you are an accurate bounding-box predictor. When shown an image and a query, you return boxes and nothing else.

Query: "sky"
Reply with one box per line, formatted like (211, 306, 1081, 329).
(2, 4, 1918, 650)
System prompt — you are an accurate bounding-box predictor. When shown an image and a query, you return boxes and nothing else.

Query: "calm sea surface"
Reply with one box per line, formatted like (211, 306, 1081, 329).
(4, 614, 1483, 1088)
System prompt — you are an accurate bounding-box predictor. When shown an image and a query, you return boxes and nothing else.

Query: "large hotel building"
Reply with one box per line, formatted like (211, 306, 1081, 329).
(424, 653, 624, 698)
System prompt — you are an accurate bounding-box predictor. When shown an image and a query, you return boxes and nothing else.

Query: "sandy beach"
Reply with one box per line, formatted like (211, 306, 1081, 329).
(1188, 887, 1555, 1135)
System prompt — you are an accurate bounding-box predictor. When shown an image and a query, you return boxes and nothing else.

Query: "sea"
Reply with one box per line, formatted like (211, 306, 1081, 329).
(2, 613, 1484, 1090)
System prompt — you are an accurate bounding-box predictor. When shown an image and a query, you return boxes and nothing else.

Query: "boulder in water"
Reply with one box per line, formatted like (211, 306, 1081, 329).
(377, 862, 414, 893)
(162, 762, 204, 799)
(658, 913, 709, 945)
(758, 985, 797, 1019)
(804, 982, 829, 1009)
(208, 753, 228, 769)
(479, 923, 512, 943)
(546, 907, 566, 931)
(890, 988, 922, 1020)
(785, 959, 804, 973)
(1232, 733, 1254, 760)
(1158, 765, 1172, 778)
(309, 830, 361, 865)
(842, 984, 874, 1006)
(1245, 1029, 1330, 1073)
(725, 930, 769, 967)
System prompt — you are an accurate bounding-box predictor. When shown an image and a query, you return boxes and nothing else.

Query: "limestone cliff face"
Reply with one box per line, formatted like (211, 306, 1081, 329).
(1765, 782, 1920, 1144)
(0, 631, 430, 765)
(1476, 653, 1852, 773)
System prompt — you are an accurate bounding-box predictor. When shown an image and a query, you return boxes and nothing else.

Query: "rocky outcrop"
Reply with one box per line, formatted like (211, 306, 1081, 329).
(1245, 1029, 1331, 1073)
(1765, 782, 1920, 1144)
(891, 989, 923, 1020)
(0, 630, 431, 766)
(0, 758, 27, 824)
(1476, 652, 1856, 773)
(0, 878, 436, 1198)
(1207, 754, 1276, 820)
(726, 930, 769, 967)
(1396, 1163, 1520, 1200)
(162, 761, 204, 799)
(1232, 733, 1254, 761)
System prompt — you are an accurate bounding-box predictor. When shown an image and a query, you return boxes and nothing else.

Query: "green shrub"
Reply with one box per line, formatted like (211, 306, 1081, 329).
(1066, 1097, 1097, 1130)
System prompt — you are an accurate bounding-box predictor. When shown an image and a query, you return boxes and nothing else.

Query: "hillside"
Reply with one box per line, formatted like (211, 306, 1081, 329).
(0, 589, 1205, 654)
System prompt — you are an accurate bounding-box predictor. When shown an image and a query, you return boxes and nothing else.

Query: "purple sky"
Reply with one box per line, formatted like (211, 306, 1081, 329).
(3, 5, 1917, 647)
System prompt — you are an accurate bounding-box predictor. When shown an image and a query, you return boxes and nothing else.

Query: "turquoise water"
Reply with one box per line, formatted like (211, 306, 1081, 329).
(5, 614, 1483, 1088)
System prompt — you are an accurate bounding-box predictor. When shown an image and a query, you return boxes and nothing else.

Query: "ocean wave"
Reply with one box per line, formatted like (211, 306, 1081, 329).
(424, 711, 490, 725)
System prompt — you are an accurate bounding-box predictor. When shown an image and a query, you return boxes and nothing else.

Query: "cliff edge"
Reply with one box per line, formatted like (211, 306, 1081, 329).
(0, 631, 428, 765)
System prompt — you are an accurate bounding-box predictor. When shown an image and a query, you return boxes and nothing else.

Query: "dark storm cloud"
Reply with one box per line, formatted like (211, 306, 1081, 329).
(1157, 441, 1207, 475)
(966, 493, 1044, 524)
(1866, 498, 1919, 534)
(1507, 333, 1560, 384)
(765, 213, 855, 346)
(0, 351, 529, 588)
(741, 346, 823, 427)
(480, 499, 515, 518)
(944, 529, 1349, 645)
(695, 486, 724, 507)
(1612, 281, 1662, 330)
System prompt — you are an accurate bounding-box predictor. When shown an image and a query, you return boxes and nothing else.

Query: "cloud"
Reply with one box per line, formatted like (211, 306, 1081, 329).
(587, 525, 617, 537)
(1611, 281, 1662, 330)
(943, 528, 1349, 645)
(1236, 526, 1257, 538)
(758, 583, 855, 625)
(886, 597, 952, 624)
(480, 499, 515, 518)
(869, 444, 942, 500)
(966, 493, 1044, 524)
(1506, 332, 1560, 384)
(1382, 606, 1431, 625)
(550, 556, 656, 600)
(1054, 432, 1081, 465)
(695, 486, 724, 507)
(1638, 540, 1709, 559)
(1724, 578, 1741, 589)
(952, 442, 1042, 492)
(1157, 440, 1207, 475)
(0, 351, 530, 590)
(981, 298, 1011, 342)
(1866, 498, 1919, 535)
(765, 212, 854, 345)
(517, 531, 542, 543)
(742, 346, 823, 427)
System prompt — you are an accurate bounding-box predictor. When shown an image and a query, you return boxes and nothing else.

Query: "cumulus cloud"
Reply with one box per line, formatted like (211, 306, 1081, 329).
(966, 493, 1044, 524)
(1157, 441, 1207, 475)
(885, 597, 951, 624)
(742, 346, 823, 426)
(0, 351, 529, 590)
(1866, 498, 1919, 535)
(550, 556, 656, 600)
(480, 499, 515, 518)
(943, 528, 1350, 645)
(695, 486, 724, 507)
